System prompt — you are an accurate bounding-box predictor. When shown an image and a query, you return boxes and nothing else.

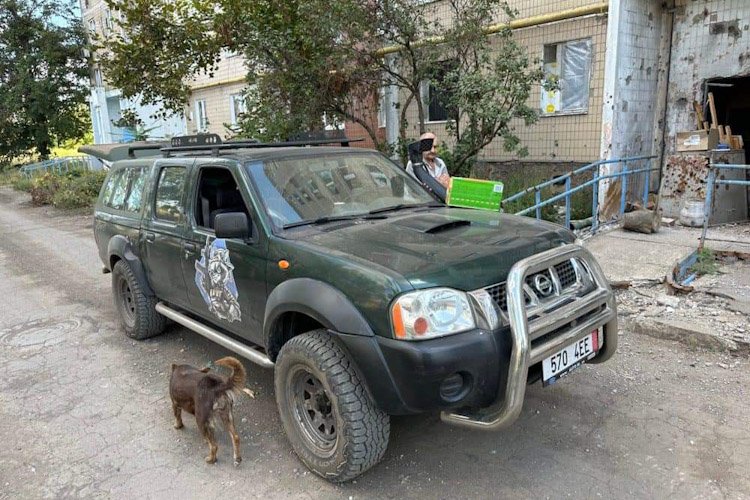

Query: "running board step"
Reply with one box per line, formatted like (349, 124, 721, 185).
(155, 302, 274, 368)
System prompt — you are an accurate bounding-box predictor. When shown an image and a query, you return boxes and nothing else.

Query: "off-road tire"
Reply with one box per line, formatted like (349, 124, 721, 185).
(275, 329, 390, 482)
(112, 260, 166, 340)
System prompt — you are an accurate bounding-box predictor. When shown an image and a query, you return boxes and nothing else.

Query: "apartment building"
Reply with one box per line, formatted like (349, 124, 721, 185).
(80, 0, 186, 144)
(350, 0, 750, 211)
(80, 1, 249, 144)
(185, 52, 248, 138)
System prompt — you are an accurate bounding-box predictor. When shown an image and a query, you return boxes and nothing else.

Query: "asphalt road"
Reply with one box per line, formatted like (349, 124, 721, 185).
(1, 186, 749, 499)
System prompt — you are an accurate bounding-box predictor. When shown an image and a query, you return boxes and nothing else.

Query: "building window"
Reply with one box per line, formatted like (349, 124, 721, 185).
(195, 99, 208, 132)
(229, 94, 246, 125)
(87, 18, 97, 37)
(103, 9, 113, 35)
(421, 62, 455, 122)
(541, 38, 592, 115)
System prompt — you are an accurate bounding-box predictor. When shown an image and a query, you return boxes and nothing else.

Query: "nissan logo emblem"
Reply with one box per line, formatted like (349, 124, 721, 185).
(533, 274, 554, 297)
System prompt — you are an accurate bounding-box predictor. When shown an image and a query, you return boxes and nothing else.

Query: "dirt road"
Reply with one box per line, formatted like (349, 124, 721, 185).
(0, 187, 748, 499)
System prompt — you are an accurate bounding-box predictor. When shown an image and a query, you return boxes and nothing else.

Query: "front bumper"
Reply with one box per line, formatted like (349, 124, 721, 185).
(440, 244, 617, 430)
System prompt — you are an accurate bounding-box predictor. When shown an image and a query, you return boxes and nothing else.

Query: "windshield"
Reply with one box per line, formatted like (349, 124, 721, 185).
(245, 151, 436, 228)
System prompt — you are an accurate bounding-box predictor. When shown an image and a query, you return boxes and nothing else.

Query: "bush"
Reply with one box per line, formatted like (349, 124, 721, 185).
(52, 170, 107, 209)
(24, 169, 106, 209)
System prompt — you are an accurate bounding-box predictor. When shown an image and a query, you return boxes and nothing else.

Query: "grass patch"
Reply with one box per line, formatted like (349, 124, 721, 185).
(499, 172, 595, 224)
(691, 248, 720, 276)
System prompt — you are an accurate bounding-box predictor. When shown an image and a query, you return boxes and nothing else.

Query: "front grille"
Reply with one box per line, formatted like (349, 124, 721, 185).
(485, 258, 582, 312)
(555, 260, 576, 288)
(486, 282, 508, 311)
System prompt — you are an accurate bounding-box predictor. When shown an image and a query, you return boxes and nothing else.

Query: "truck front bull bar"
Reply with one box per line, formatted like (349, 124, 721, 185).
(440, 244, 618, 430)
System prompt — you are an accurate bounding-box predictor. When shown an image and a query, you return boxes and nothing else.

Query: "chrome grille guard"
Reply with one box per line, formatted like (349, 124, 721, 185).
(440, 244, 618, 431)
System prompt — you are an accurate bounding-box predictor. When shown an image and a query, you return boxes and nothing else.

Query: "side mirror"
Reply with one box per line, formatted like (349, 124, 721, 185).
(214, 212, 251, 240)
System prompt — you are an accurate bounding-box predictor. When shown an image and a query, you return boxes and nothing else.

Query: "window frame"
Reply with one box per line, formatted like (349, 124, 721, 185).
(229, 94, 246, 126)
(195, 99, 208, 132)
(541, 37, 593, 117)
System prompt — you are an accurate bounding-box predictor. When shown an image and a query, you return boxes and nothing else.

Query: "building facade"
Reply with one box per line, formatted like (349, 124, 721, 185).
(80, 1, 249, 145)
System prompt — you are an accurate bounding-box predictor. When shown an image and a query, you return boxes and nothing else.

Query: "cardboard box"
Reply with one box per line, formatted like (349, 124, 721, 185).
(676, 129, 719, 152)
(446, 177, 504, 211)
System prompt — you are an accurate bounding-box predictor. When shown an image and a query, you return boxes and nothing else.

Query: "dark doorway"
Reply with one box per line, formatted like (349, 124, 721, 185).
(705, 75, 750, 163)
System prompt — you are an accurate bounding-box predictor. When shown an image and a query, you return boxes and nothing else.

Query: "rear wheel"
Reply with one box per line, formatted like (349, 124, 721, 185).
(275, 330, 390, 482)
(112, 260, 165, 340)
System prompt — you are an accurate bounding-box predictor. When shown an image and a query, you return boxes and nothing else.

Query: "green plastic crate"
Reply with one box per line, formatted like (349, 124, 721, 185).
(445, 177, 504, 211)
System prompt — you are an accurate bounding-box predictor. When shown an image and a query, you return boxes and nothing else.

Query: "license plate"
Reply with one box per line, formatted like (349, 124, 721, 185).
(542, 329, 602, 386)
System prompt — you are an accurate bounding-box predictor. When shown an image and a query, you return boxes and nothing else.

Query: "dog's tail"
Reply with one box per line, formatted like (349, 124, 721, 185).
(214, 356, 246, 391)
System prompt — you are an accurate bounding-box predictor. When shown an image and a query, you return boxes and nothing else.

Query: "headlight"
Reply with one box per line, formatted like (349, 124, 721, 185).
(391, 288, 475, 340)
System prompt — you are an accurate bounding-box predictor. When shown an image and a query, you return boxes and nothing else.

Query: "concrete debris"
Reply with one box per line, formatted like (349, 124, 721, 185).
(616, 257, 750, 354)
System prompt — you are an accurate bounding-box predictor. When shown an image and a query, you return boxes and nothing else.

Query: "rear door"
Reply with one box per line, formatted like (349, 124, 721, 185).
(140, 159, 194, 307)
(180, 160, 269, 345)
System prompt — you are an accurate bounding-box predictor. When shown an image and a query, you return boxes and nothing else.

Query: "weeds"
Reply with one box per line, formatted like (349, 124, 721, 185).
(692, 248, 720, 276)
(499, 172, 594, 224)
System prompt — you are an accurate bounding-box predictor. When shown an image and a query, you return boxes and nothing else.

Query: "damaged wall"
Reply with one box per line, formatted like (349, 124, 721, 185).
(666, 0, 750, 149)
(600, 0, 669, 213)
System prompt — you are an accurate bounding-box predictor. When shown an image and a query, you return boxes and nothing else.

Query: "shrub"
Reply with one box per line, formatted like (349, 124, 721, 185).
(23, 169, 106, 208)
(51, 170, 107, 209)
(29, 172, 61, 205)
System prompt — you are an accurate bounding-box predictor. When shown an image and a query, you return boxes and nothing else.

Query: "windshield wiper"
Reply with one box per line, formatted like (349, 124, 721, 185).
(367, 202, 443, 215)
(282, 215, 361, 229)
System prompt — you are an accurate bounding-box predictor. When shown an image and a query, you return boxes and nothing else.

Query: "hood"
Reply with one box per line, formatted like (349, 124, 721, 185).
(298, 207, 574, 291)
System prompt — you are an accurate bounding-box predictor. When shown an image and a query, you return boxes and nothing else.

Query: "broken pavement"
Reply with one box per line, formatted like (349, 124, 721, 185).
(585, 223, 750, 354)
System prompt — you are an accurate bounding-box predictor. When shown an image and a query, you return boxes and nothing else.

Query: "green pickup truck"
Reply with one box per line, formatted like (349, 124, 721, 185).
(93, 135, 617, 482)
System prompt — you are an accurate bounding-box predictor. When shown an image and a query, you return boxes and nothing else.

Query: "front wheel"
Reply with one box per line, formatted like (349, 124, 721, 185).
(275, 330, 390, 482)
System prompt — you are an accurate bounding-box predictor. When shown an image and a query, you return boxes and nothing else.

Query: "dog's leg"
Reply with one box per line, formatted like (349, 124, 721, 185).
(202, 425, 218, 464)
(172, 401, 184, 430)
(221, 409, 242, 466)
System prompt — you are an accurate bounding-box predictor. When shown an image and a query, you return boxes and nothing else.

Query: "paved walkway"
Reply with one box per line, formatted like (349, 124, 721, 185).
(585, 223, 750, 283)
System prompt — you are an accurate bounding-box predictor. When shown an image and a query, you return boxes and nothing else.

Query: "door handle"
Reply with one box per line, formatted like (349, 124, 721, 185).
(145, 232, 155, 242)
(183, 242, 197, 251)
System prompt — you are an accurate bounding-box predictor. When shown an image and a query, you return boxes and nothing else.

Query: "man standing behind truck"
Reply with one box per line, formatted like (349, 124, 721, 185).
(405, 132, 451, 189)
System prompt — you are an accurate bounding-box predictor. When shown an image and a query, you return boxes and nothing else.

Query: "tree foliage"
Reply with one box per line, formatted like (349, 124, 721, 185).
(438, 0, 544, 175)
(0, 0, 90, 162)
(102, 0, 542, 166)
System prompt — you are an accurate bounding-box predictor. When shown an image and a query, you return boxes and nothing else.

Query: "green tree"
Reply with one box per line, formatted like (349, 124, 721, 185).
(0, 0, 91, 162)
(438, 0, 545, 176)
(102, 0, 541, 164)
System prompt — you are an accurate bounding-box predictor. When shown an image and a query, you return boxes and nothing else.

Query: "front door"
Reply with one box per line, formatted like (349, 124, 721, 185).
(180, 163, 268, 345)
(140, 161, 192, 308)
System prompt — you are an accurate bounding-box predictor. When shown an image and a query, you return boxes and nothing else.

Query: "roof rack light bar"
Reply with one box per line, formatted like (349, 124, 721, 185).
(161, 135, 362, 156)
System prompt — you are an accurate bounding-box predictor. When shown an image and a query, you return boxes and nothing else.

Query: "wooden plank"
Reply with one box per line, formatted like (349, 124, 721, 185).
(726, 125, 733, 137)
(740, 135, 745, 148)
(708, 92, 718, 129)
(703, 120, 710, 131)
(693, 101, 704, 129)
(718, 125, 725, 143)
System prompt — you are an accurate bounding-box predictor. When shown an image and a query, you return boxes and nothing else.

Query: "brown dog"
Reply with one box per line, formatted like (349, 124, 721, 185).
(169, 356, 252, 465)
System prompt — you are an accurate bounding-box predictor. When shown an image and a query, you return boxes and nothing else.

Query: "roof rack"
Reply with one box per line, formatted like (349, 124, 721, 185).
(161, 133, 362, 157)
